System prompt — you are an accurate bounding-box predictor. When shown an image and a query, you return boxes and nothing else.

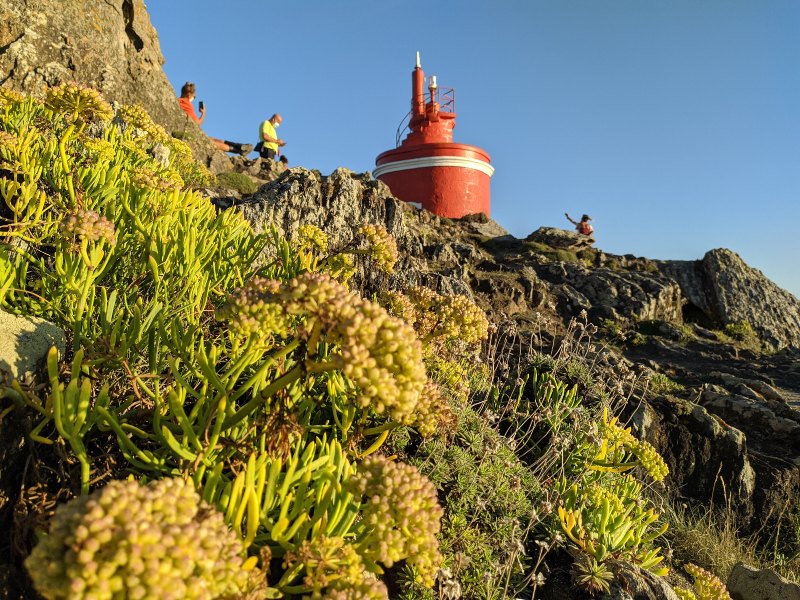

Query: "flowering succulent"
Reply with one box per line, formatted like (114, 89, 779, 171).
(298, 224, 329, 254)
(82, 138, 116, 163)
(347, 455, 443, 586)
(380, 290, 416, 325)
(45, 83, 114, 123)
(215, 277, 290, 341)
(326, 253, 357, 283)
(283, 536, 389, 600)
(358, 223, 398, 273)
(0, 88, 26, 107)
(25, 478, 251, 600)
(116, 103, 169, 142)
(675, 563, 732, 600)
(60, 209, 117, 246)
(383, 287, 489, 358)
(220, 273, 428, 423)
(594, 408, 669, 482)
(132, 165, 184, 191)
(435, 293, 490, 344)
(407, 381, 456, 437)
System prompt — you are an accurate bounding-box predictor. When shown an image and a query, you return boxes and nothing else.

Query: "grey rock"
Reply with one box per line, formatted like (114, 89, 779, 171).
(630, 397, 757, 523)
(526, 226, 595, 249)
(0, 310, 65, 381)
(604, 561, 680, 600)
(659, 249, 800, 350)
(727, 563, 800, 600)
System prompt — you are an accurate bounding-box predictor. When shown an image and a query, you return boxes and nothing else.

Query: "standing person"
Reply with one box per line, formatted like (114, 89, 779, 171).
(257, 114, 285, 160)
(177, 82, 253, 156)
(565, 213, 594, 236)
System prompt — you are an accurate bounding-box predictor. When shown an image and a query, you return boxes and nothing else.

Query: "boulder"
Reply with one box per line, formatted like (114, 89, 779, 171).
(526, 226, 594, 249)
(659, 249, 800, 350)
(0, 0, 228, 172)
(727, 563, 800, 600)
(629, 396, 757, 524)
(0, 310, 65, 382)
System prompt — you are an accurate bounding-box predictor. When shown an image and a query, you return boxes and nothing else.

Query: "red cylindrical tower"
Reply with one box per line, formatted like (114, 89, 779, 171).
(374, 54, 494, 219)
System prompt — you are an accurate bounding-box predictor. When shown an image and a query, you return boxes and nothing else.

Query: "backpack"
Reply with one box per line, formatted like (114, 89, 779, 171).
(254, 141, 264, 154)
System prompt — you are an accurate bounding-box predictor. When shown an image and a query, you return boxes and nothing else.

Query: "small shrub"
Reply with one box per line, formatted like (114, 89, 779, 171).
(215, 171, 259, 195)
(648, 373, 685, 395)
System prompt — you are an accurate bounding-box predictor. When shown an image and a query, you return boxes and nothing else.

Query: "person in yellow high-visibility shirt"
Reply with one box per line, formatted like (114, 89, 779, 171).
(257, 113, 285, 160)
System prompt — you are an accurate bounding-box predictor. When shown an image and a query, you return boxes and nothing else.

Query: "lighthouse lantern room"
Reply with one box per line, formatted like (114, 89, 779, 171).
(373, 53, 494, 219)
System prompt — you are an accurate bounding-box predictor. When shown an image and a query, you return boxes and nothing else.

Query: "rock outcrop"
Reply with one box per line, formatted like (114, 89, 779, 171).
(727, 563, 800, 600)
(0, 0, 227, 172)
(0, 310, 65, 382)
(659, 249, 800, 350)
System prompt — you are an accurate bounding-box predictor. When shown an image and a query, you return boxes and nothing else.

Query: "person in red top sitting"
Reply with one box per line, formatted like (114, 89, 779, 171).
(565, 213, 594, 236)
(178, 82, 253, 156)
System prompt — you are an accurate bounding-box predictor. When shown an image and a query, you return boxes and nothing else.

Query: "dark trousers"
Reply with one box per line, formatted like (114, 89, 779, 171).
(260, 147, 276, 160)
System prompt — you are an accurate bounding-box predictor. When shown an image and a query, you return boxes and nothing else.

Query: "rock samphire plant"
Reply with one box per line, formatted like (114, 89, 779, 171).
(0, 86, 488, 597)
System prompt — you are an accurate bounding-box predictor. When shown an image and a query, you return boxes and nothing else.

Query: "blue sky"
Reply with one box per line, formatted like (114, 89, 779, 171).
(148, 1, 800, 298)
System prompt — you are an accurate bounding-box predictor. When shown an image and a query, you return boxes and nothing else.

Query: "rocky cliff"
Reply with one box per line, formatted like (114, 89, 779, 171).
(0, 0, 227, 171)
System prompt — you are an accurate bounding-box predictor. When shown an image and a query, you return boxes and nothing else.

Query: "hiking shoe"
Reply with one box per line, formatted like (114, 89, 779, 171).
(238, 144, 254, 156)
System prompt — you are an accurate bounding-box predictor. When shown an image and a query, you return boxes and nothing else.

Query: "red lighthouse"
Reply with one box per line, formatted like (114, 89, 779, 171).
(374, 53, 494, 219)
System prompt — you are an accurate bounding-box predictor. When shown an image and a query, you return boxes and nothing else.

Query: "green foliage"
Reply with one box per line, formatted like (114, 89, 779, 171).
(215, 171, 259, 195)
(523, 241, 581, 263)
(0, 87, 472, 598)
(649, 372, 685, 395)
(409, 399, 538, 598)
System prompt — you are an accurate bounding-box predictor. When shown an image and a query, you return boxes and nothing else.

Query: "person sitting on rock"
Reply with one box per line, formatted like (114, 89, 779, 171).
(565, 213, 594, 236)
(177, 82, 253, 156)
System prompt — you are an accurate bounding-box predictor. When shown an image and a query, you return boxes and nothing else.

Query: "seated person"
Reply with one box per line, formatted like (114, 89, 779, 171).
(178, 82, 253, 156)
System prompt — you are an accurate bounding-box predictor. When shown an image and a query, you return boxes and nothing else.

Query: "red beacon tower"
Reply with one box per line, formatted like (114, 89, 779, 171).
(374, 53, 494, 219)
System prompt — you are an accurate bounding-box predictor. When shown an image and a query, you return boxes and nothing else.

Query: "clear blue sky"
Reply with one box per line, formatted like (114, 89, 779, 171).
(148, 1, 800, 298)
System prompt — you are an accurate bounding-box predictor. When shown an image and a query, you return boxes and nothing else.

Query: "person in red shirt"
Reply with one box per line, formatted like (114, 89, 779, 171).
(565, 213, 594, 236)
(178, 82, 252, 156)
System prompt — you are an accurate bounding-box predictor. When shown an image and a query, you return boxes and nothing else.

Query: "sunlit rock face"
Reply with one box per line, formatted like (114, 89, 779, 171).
(659, 248, 800, 351)
(0, 0, 228, 172)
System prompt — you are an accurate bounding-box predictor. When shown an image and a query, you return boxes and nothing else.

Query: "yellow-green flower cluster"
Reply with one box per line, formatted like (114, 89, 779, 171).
(83, 138, 116, 163)
(380, 290, 416, 325)
(382, 287, 490, 353)
(231, 273, 428, 422)
(116, 104, 169, 142)
(0, 88, 25, 107)
(61, 209, 117, 246)
(436, 294, 490, 344)
(215, 277, 289, 341)
(408, 381, 455, 437)
(327, 253, 357, 283)
(298, 224, 329, 254)
(132, 165, 184, 191)
(45, 83, 113, 123)
(25, 478, 250, 600)
(347, 455, 443, 587)
(676, 563, 732, 600)
(284, 536, 389, 600)
(358, 224, 398, 274)
(598, 410, 669, 481)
